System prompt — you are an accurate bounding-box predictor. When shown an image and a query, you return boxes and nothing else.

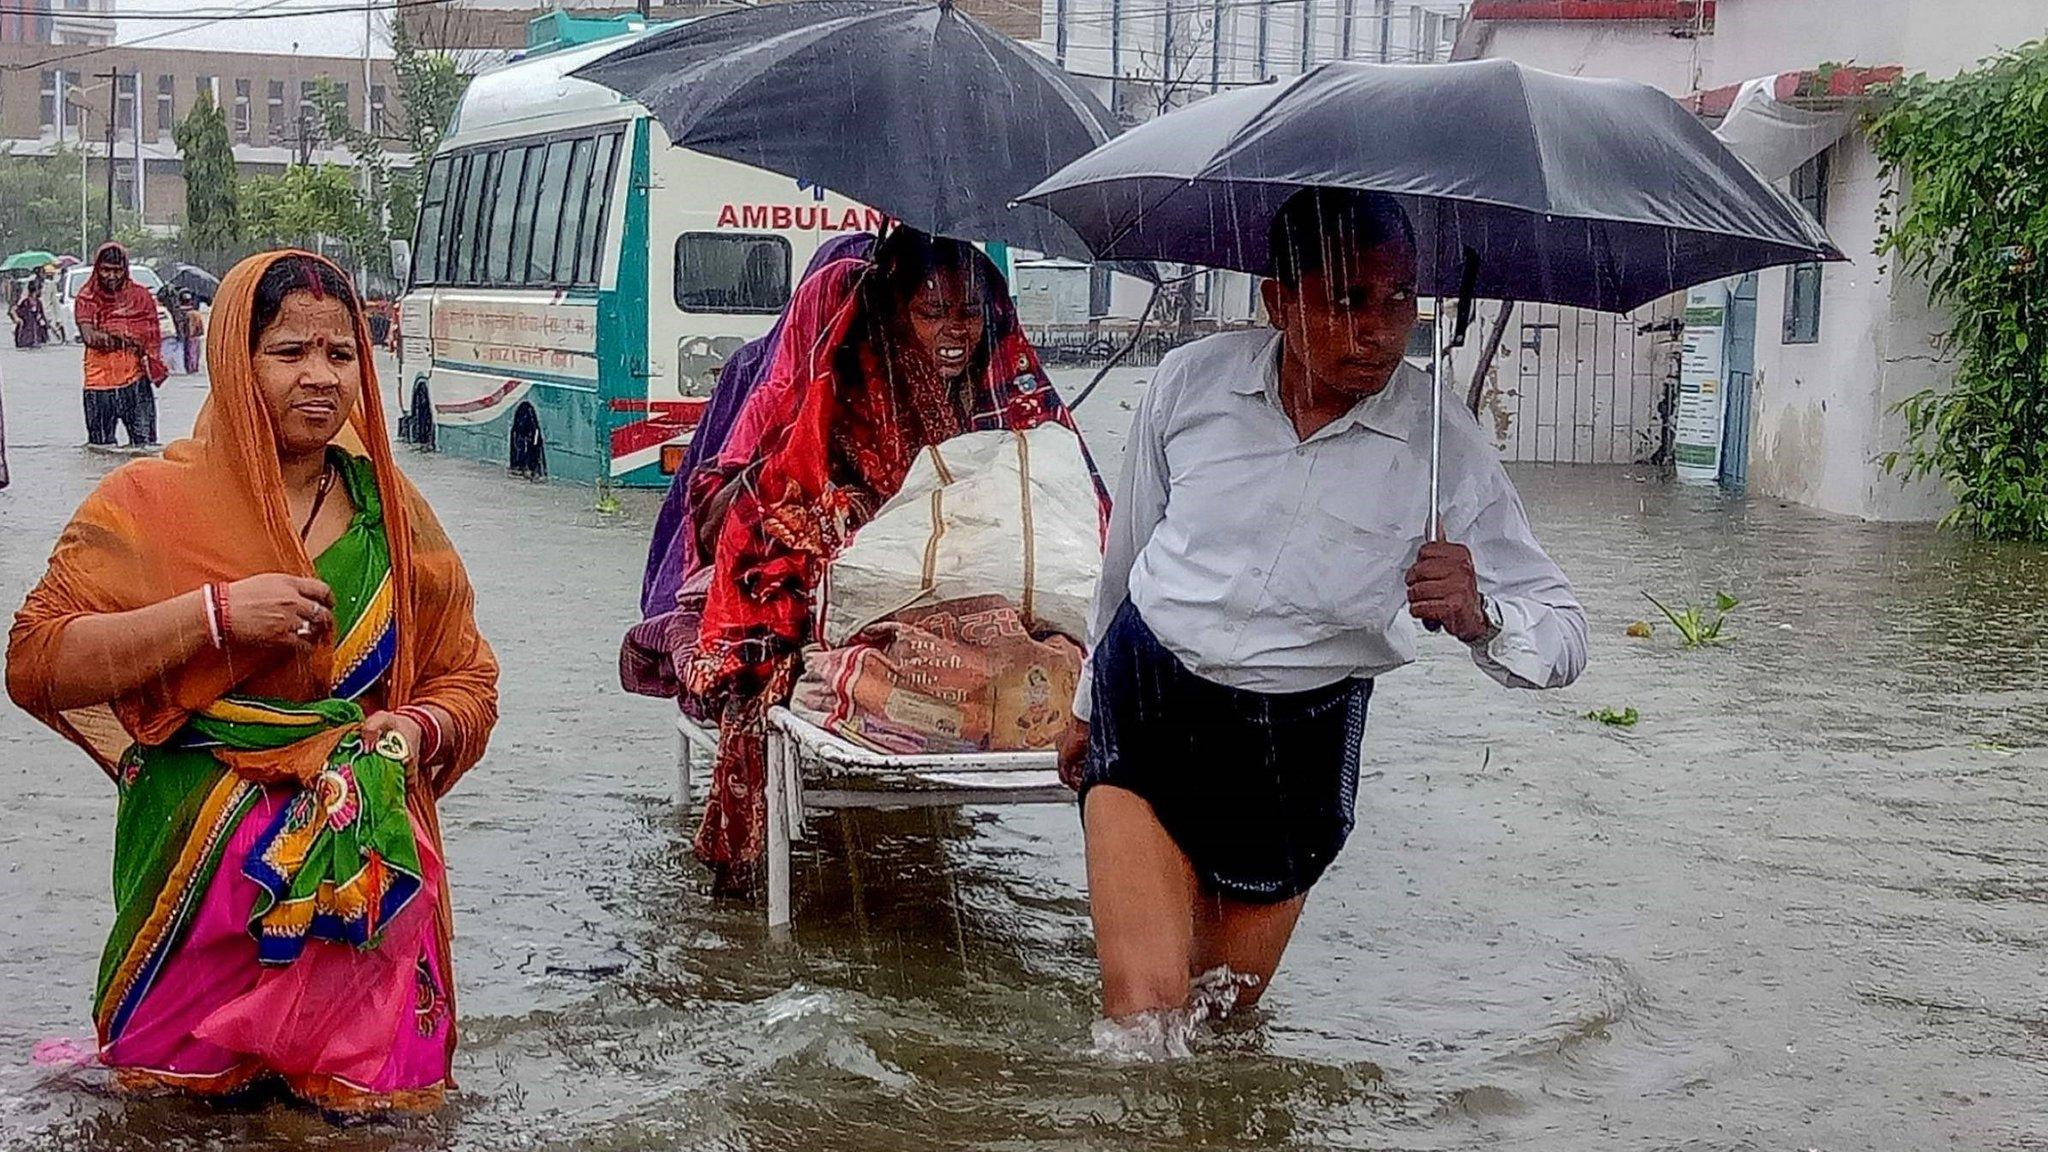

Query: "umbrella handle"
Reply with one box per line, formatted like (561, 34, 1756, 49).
(1425, 299, 1444, 634)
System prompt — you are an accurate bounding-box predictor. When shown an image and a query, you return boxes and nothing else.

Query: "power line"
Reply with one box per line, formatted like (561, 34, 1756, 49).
(0, 0, 450, 21)
(5, 0, 464, 73)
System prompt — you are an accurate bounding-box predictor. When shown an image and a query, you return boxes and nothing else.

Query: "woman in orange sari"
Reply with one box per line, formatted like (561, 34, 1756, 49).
(6, 251, 498, 1113)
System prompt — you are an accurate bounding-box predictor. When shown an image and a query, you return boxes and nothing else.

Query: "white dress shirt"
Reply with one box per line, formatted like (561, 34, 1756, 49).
(1073, 329, 1587, 721)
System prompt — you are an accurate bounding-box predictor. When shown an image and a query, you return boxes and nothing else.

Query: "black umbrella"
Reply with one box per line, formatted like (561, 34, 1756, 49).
(1019, 58, 1842, 309)
(1020, 58, 1844, 539)
(163, 263, 221, 304)
(572, 0, 1126, 265)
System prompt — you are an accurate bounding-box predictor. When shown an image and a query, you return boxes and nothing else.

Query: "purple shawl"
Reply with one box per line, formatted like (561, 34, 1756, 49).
(637, 232, 875, 617)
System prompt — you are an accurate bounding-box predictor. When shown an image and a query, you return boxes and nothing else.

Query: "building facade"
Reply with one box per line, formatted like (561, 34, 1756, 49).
(409, 0, 1047, 55)
(1460, 0, 2048, 519)
(0, 44, 402, 233)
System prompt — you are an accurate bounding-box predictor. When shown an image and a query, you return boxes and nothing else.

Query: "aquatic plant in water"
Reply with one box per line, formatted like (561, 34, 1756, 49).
(1585, 706, 1640, 728)
(1642, 591, 1739, 648)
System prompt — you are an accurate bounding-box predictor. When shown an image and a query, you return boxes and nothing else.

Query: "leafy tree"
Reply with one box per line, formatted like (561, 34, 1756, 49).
(0, 147, 107, 257)
(1872, 42, 2048, 539)
(240, 164, 375, 254)
(309, 21, 470, 275)
(173, 89, 240, 265)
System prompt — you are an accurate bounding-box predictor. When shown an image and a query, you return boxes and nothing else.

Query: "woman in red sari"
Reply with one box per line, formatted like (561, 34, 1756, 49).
(685, 226, 1098, 887)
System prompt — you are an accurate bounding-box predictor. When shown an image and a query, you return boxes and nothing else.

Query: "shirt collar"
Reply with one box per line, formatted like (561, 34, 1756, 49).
(1235, 331, 1418, 443)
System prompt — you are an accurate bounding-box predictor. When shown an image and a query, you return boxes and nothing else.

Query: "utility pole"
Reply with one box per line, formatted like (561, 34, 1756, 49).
(99, 68, 117, 243)
(132, 70, 144, 227)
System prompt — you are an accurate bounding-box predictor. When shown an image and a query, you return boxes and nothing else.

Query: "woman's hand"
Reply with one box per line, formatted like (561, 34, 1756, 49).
(360, 710, 424, 771)
(224, 574, 335, 650)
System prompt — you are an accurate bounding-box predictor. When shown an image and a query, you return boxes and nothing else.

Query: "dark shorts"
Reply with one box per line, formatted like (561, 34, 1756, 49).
(1080, 599, 1371, 904)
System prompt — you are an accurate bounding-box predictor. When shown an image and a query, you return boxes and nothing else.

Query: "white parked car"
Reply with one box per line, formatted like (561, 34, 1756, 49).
(50, 264, 173, 345)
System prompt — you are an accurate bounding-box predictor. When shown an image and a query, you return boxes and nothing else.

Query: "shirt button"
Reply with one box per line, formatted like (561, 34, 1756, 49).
(1250, 567, 1264, 577)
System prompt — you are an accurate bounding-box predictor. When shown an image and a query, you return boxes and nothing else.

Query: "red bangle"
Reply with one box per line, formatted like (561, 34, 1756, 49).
(211, 582, 232, 644)
(396, 705, 444, 764)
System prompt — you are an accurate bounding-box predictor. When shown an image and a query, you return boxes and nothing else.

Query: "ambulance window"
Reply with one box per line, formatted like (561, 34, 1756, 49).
(485, 145, 529, 284)
(673, 233, 790, 314)
(573, 132, 620, 285)
(526, 140, 575, 284)
(413, 156, 452, 285)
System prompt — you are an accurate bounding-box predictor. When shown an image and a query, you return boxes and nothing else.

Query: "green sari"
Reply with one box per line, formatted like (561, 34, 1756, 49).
(95, 451, 424, 1045)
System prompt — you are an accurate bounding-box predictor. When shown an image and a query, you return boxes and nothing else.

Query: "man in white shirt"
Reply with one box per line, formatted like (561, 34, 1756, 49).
(1064, 188, 1588, 1022)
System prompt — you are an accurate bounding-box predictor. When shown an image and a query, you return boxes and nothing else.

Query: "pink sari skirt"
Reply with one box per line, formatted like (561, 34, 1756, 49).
(98, 785, 454, 1113)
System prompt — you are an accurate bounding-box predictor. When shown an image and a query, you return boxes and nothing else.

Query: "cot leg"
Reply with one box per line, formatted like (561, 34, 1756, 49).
(676, 724, 693, 806)
(766, 733, 791, 931)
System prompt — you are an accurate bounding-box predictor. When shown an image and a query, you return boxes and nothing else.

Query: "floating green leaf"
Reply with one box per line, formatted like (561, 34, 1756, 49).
(1586, 706, 1640, 728)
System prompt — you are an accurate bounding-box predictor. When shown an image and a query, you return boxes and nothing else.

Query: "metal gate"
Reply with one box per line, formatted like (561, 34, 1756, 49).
(1466, 299, 1682, 465)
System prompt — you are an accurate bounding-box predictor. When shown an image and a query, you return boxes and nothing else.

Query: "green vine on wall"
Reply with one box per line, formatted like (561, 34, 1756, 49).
(1870, 41, 2048, 540)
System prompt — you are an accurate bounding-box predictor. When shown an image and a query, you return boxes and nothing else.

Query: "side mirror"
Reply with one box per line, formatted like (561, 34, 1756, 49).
(390, 239, 414, 291)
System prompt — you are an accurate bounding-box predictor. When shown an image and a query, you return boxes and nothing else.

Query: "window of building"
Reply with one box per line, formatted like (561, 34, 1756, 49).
(233, 78, 251, 141)
(298, 80, 319, 145)
(369, 83, 386, 136)
(194, 74, 215, 105)
(114, 73, 135, 132)
(39, 70, 57, 133)
(113, 159, 136, 211)
(1783, 150, 1829, 344)
(674, 234, 792, 314)
(333, 81, 350, 131)
(267, 79, 285, 145)
(155, 74, 174, 132)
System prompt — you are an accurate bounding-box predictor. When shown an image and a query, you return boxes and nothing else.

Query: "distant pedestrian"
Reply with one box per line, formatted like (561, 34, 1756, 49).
(7, 250, 499, 1114)
(13, 273, 49, 349)
(73, 243, 166, 449)
(178, 288, 205, 374)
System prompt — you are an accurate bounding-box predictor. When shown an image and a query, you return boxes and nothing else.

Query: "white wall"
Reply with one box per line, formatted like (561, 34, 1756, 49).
(1744, 136, 1949, 520)
(1722, 0, 2048, 519)
(1454, 20, 1708, 94)
(1710, 0, 2048, 87)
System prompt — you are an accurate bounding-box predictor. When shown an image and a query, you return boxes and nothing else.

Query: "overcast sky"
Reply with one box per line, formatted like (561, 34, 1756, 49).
(115, 0, 394, 60)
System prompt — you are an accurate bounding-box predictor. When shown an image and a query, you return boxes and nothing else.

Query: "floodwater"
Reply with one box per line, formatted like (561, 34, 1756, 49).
(1, 348, 2044, 1150)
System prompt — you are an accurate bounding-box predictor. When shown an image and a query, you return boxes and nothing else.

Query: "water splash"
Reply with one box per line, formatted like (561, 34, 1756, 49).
(29, 1038, 93, 1070)
(1087, 966, 1260, 1063)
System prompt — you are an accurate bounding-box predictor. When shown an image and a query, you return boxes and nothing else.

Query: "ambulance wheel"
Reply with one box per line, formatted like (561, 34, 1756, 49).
(509, 403, 547, 482)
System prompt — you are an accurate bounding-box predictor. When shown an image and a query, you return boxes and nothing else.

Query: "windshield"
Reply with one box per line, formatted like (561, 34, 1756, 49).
(63, 264, 164, 299)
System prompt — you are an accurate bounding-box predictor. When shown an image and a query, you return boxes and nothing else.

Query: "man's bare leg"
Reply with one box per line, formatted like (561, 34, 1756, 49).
(1192, 893, 1308, 1009)
(1083, 785, 1200, 1019)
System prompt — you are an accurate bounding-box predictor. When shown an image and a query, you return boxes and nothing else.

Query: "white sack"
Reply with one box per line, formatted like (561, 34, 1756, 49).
(819, 425, 1103, 646)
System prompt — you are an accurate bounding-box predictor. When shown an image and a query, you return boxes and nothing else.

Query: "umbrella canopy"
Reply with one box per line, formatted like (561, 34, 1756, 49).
(571, 0, 1125, 266)
(1020, 58, 1844, 313)
(3, 251, 59, 273)
(162, 262, 222, 303)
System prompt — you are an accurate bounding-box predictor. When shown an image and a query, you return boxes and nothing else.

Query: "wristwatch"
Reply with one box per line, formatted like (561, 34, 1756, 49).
(1469, 594, 1504, 649)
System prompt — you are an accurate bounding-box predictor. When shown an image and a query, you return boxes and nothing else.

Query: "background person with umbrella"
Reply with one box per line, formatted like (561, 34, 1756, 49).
(1025, 58, 1839, 1023)
(1061, 188, 1588, 1021)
